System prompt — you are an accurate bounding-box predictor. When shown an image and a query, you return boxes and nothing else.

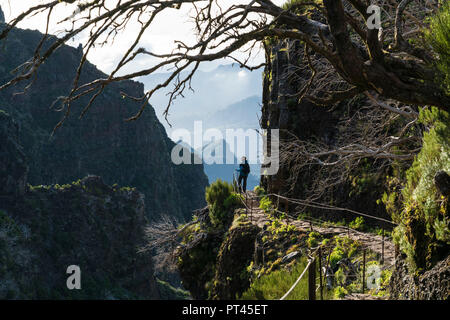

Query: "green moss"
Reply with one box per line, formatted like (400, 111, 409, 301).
(392, 107, 449, 271)
(156, 278, 191, 300)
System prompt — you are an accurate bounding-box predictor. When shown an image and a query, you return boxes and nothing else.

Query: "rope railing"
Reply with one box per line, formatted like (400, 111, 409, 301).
(240, 192, 394, 241)
(235, 190, 395, 299)
(238, 190, 393, 261)
(236, 190, 396, 226)
(280, 255, 315, 300)
(264, 192, 397, 226)
(278, 242, 390, 300)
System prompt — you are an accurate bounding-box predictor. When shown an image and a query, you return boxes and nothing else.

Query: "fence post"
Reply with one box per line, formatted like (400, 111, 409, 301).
(318, 248, 323, 300)
(262, 244, 265, 266)
(362, 249, 366, 294)
(308, 258, 316, 300)
(250, 195, 253, 223)
(245, 192, 248, 216)
(284, 198, 289, 224)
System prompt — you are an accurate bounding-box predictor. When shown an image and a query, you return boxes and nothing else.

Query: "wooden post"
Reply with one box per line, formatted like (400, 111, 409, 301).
(285, 198, 289, 224)
(318, 248, 323, 300)
(381, 230, 385, 265)
(324, 246, 332, 290)
(245, 192, 248, 216)
(262, 245, 265, 266)
(308, 258, 316, 300)
(362, 249, 366, 294)
(250, 195, 253, 223)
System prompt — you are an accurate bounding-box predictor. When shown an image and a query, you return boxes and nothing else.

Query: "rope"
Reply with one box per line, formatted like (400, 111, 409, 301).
(244, 192, 397, 226)
(238, 192, 395, 299)
(280, 256, 315, 300)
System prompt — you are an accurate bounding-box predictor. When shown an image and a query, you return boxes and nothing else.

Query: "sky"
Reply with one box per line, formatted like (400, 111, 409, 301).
(0, 0, 286, 75)
(0, 0, 281, 172)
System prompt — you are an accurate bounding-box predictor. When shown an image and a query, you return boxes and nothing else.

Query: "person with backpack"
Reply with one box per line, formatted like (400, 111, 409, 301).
(236, 156, 250, 193)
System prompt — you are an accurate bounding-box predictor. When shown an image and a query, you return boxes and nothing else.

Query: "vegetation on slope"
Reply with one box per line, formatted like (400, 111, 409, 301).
(386, 108, 449, 272)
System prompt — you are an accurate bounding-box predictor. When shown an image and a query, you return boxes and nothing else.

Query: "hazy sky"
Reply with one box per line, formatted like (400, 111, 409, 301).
(0, 0, 285, 75)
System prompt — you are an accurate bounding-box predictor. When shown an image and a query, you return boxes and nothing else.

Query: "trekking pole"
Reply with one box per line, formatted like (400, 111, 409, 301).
(381, 229, 385, 265)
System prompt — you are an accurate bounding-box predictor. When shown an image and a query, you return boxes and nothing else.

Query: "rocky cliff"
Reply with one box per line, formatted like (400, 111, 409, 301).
(259, 36, 449, 300)
(0, 111, 160, 299)
(260, 38, 393, 228)
(389, 254, 449, 300)
(0, 23, 208, 221)
(176, 206, 261, 300)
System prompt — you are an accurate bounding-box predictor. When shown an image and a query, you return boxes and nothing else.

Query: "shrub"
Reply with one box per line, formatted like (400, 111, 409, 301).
(205, 179, 241, 227)
(349, 217, 365, 231)
(259, 195, 275, 214)
(306, 231, 321, 248)
(254, 185, 266, 197)
(328, 236, 359, 269)
(329, 246, 345, 269)
(333, 286, 348, 299)
(392, 107, 449, 270)
(426, 2, 450, 94)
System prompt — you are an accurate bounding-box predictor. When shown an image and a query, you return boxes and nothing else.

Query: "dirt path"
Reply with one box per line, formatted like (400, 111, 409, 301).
(242, 191, 396, 267)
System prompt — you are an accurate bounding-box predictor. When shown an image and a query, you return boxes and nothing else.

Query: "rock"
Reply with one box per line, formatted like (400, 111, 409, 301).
(211, 221, 260, 299)
(434, 170, 450, 197)
(260, 37, 392, 228)
(0, 112, 160, 299)
(389, 254, 450, 300)
(0, 110, 28, 196)
(0, 6, 4, 23)
(0, 24, 208, 221)
(281, 251, 300, 264)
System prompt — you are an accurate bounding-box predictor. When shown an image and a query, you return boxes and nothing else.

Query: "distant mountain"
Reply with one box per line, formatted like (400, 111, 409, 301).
(204, 95, 262, 130)
(197, 139, 260, 190)
(167, 93, 263, 190)
(139, 64, 263, 134)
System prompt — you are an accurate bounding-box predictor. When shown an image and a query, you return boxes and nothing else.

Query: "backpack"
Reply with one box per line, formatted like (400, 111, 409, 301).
(243, 162, 250, 175)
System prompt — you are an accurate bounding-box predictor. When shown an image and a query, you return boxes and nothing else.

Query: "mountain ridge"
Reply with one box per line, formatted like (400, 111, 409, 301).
(0, 22, 208, 221)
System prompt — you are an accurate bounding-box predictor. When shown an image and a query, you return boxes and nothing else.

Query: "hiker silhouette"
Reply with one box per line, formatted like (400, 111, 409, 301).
(236, 156, 250, 193)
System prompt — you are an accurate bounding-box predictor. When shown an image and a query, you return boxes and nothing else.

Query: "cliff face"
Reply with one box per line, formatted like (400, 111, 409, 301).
(260, 38, 449, 300)
(260, 39, 391, 227)
(176, 206, 260, 300)
(0, 111, 159, 299)
(389, 254, 450, 300)
(0, 24, 208, 221)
